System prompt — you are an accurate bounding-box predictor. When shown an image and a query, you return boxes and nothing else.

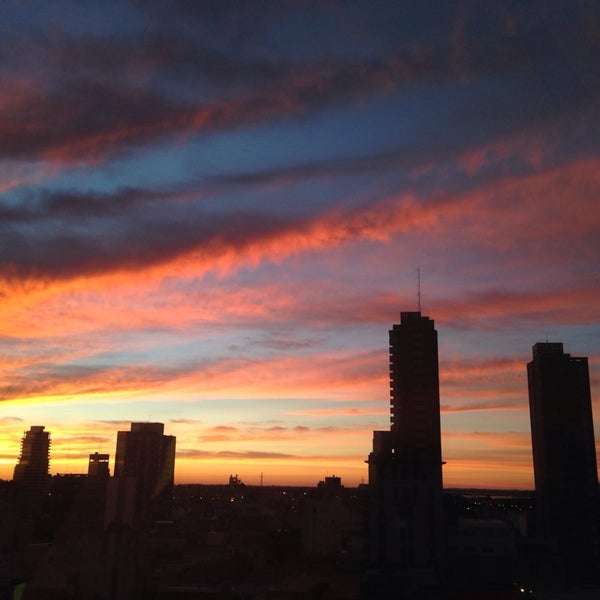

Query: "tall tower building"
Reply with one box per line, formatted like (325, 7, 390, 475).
(367, 312, 444, 591)
(527, 342, 599, 582)
(106, 422, 176, 526)
(13, 425, 51, 489)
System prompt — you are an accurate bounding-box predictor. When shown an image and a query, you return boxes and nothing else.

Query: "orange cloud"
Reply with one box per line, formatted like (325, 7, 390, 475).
(441, 402, 526, 413)
(288, 407, 388, 417)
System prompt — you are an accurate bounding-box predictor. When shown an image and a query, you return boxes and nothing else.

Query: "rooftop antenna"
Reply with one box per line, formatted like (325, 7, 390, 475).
(417, 267, 421, 312)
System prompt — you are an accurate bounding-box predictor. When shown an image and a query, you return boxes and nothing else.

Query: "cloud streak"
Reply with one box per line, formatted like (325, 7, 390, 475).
(3, 154, 597, 290)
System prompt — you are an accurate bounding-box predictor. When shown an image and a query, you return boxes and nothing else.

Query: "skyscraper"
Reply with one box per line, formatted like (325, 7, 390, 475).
(13, 425, 51, 489)
(106, 422, 175, 526)
(367, 312, 444, 590)
(527, 342, 599, 582)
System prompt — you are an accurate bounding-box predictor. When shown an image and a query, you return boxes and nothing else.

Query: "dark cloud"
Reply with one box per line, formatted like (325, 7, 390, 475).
(52, 435, 110, 445)
(0, 2, 594, 165)
(435, 285, 600, 330)
(0, 187, 163, 224)
(253, 334, 322, 352)
(0, 200, 294, 281)
(294, 426, 310, 432)
(0, 177, 466, 283)
(205, 150, 414, 188)
(0, 81, 190, 162)
(0, 416, 24, 424)
(209, 425, 239, 432)
(0, 55, 412, 163)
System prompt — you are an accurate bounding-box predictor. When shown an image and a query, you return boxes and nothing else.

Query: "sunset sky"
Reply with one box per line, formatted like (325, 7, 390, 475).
(0, 1, 598, 489)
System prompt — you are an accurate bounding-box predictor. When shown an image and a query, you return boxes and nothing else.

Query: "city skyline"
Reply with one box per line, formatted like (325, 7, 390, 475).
(0, 1, 598, 488)
(2, 329, 596, 490)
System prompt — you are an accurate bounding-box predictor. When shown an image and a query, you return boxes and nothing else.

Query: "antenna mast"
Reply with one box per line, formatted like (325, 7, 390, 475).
(417, 267, 421, 312)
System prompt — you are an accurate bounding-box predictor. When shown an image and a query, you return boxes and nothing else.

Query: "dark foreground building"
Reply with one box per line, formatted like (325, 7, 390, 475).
(106, 422, 176, 527)
(527, 342, 600, 582)
(367, 311, 444, 596)
(104, 422, 176, 599)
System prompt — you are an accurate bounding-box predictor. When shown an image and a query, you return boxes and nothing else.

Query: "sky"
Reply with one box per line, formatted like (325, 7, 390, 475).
(0, 0, 598, 489)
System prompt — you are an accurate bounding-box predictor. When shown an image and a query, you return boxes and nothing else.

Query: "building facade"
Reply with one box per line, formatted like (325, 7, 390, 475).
(367, 312, 445, 592)
(527, 342, 599, 582)
(13, 425, 51, 489)
(107, 422, 176, 527)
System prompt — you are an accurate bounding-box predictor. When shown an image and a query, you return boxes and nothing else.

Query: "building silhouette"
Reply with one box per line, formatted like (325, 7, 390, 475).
(303, 476, 344, 558)
(367, 312, 444, 593)
(13, 425, 51, 489)
(88, 452, 110, 479)
(527, 342, 600, 582)
(86, 451, 110, 512)
(106, 422, 176, 527)
(103, 423, 176, 598)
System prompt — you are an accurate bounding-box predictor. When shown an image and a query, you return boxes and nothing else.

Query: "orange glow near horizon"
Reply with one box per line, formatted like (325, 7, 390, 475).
(0, 446, 537, 490)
